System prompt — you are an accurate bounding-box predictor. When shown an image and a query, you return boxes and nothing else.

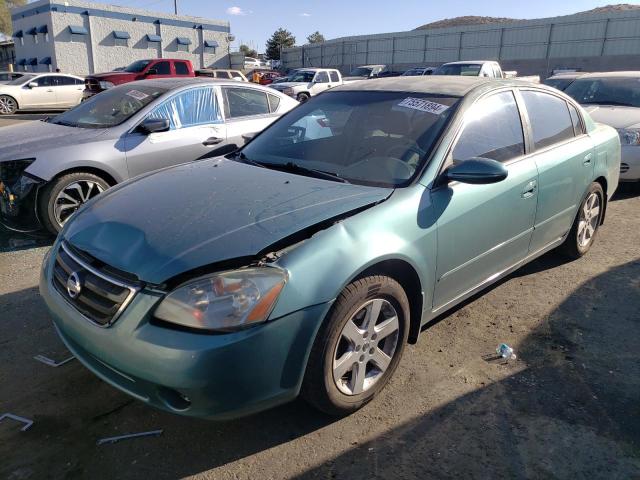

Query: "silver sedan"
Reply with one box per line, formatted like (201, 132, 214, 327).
(0, 78, 298, 233)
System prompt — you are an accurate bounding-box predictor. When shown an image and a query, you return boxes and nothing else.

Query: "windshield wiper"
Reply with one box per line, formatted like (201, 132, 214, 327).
(234, 151, 265, 168)
(277, 162, 349, 183)
(581, 101, 635, 107)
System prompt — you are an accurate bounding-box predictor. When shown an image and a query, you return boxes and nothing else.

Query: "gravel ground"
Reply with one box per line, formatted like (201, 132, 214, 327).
(0, 115, 639, 479)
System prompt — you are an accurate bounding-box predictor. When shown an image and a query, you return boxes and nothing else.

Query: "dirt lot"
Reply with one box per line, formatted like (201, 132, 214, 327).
(0, 115, 639, 479)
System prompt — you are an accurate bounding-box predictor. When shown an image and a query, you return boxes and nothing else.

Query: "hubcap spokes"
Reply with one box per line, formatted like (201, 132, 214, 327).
(333, 298, 400, 396)
(577, 192, 600, 248)
(54, 181, 105, 227)
(0, 97, 15, 114)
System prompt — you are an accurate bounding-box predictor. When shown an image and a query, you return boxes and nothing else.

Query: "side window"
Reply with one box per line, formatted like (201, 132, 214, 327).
(216, 71, 231, 79)
(329, 71, 340, 82)
(267, 93, 281, 112)
(230, 71, 243, 79)
(223, 87, 270, 118)
(152, 61, 171, 75)
(54, 76, 75, 86)
(147, 87, 221, 129)
(175, 62, 189, 75)
(453, 91, 524, 163)
(567, 102, 584, 136)
(521, 90, 575, 150)
(35, 76, 52, 87)
(315, 71, 329, 83)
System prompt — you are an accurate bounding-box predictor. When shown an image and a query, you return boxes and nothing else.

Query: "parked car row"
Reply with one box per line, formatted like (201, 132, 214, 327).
(28, 76, 621, 421)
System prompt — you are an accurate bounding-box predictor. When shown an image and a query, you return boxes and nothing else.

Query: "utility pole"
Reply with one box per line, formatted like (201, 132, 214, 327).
(174, 0, 178, 15)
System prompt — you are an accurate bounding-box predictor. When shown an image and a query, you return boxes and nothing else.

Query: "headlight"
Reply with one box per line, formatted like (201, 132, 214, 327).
(619, 128, 640, 146)
(99, 81, 115, 90)
(154, 267, 288, 332)
(283, 87, 294, 96)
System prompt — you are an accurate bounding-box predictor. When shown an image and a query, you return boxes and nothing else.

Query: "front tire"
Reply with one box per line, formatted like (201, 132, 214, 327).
(0, 95, 18, 115)
(559, 182, 604, 259)
(302, 275, 409, 416)
(38, 172, 109, 234)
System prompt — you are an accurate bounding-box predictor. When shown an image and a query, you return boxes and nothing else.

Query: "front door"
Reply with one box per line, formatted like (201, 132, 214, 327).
(25, 76, 57, 108)
(124, 86, 225, 178)
(431, 90, 539, 312)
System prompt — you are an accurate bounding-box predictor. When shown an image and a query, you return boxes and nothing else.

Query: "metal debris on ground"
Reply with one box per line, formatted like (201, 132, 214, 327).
(0, 413, 34, 431)
(496, 343, 517, 361)
(97, 429, 164, 446)
(33, 354, 75, 367)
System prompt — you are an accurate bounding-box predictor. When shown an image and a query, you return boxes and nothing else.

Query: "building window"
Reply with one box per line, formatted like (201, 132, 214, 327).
(68, 25, 89, 42)
(38, 25, 49, 42)
(176, 37, 191, 52)
(113, 31, 130, 47)
(204, 39, 219, 55)
(146, 34, 162, 49)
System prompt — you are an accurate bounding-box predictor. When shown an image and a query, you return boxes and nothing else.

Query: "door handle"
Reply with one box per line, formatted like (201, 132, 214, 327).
(203, 137, 223, 146)
(46, 89, 54, 92)
(521, 180, 537, 198)
(583, 153, 593, 165)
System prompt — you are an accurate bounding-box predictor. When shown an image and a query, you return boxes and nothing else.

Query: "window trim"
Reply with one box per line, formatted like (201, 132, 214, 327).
(135, 86, 222, 132)
(438, 87, 529, 181)
(221, 86, 275, 121)
(516, 86, 587, 155)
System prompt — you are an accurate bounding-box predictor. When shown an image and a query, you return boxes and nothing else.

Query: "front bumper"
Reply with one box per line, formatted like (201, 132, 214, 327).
(0, 174, 44, 232)
(620, 145, 640, 181)
(40, 248, 331, 420)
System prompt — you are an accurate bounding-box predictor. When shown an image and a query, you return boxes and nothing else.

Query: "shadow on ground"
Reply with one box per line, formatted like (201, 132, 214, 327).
(295, 259, 640, 479)
(0, 227, 52, 253)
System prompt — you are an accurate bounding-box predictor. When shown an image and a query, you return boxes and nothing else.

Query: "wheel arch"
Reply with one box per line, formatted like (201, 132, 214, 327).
(593, 176, 608, 224)
(47, 166, 118, 187)
(0, 93, 19, 110)
(351, 258, 424, 344)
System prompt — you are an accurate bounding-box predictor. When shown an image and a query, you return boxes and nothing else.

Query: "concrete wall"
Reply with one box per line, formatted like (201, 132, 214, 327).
(11, 0, 231, 76)
(282, 9, 640, 78)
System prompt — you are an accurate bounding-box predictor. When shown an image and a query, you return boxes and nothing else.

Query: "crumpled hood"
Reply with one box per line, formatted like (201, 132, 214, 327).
(64, 158, 392, 284)
(0, 121, 108, 162)
(582, 105, 640, 129)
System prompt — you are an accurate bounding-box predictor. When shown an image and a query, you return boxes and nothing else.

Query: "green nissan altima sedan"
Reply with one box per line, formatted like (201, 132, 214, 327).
(40, 77, 620, 419)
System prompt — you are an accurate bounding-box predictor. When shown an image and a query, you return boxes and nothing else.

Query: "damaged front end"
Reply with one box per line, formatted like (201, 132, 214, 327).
(0, 159, 45, 232)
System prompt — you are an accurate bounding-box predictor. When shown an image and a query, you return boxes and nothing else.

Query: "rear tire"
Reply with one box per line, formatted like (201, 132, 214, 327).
(0, 95, 17, 115)
(297, 92, 310, 103)
(38, 172, 110, 234)
(301, 275, 409, 416)
(559, 182, 604, 259)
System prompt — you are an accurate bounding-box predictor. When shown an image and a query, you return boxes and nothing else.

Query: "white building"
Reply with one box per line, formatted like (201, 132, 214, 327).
(11, 0, 232, 75)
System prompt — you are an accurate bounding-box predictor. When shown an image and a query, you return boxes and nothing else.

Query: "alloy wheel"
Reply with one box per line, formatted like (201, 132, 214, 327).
(0, 96, 16, 114)
(577, 192, 600, 248)
(332, 298, 400, 395)
(53, 181, 105, 227)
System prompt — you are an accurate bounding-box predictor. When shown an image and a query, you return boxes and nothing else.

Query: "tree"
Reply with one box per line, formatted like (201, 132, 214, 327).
(265, 28, 295, 60)
(0, 0, 27, 35)
(239, 44, 258, 59)
(306, 31, 325, 44)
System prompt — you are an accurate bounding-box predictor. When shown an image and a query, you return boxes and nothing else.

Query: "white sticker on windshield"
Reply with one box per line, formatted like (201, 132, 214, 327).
(398, 97, 449, 115)
(126, 89, 149, 101)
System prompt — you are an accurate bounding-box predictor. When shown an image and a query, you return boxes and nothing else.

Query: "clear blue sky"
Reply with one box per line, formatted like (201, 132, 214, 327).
(96, 0, 636, 52)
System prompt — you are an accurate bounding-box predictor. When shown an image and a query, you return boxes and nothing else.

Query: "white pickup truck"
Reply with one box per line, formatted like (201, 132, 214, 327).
(269, 68, 343, 103)
(433, 60, 540, 83)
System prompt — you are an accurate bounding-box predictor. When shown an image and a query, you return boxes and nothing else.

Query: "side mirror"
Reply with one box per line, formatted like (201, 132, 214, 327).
(137, 118, 170, 134)
(445, 158, 508, 185)
(146, 68, 158, 76)
(28, 81, 38, 88)
(242, 132, 257, 142)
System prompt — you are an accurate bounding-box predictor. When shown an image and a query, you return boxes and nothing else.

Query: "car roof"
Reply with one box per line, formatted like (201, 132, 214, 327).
(443, 60, 495, 65)
(122, 77, 283, 92)
(333, 76, 493, 96)
(297, 68, 335, 72)
(575, 71, 640, 79)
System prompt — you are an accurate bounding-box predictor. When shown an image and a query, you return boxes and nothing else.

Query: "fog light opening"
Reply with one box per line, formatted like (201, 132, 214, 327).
(158, 387, 192, 411)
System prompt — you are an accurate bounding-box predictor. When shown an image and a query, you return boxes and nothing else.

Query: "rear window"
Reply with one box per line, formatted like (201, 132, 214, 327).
(175, 62, 190, 75)
(434, 64, 482, 76)
(564, 77, 640, 108)
(521, 90, 575, 149)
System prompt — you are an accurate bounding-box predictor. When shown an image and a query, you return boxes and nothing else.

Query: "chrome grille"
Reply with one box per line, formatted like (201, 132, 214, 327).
(51, 242, 138, 327)
(620, 163, 629, 173)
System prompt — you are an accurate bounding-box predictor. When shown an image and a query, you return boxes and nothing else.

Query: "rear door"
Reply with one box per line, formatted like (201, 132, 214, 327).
(518, 89, 594, 254)
(124, 86, 225, 177)
(329, 70, 342, 87)
(221, 86, 280, 147)
(52, 75, 84, 107)
(431, 90, 539, 312)
(174, 61, 191, 77)
(311, 71, 331, 95)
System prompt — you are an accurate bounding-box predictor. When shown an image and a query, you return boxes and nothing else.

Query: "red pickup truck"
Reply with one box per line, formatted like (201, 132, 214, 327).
(83, 58, 195, 98)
